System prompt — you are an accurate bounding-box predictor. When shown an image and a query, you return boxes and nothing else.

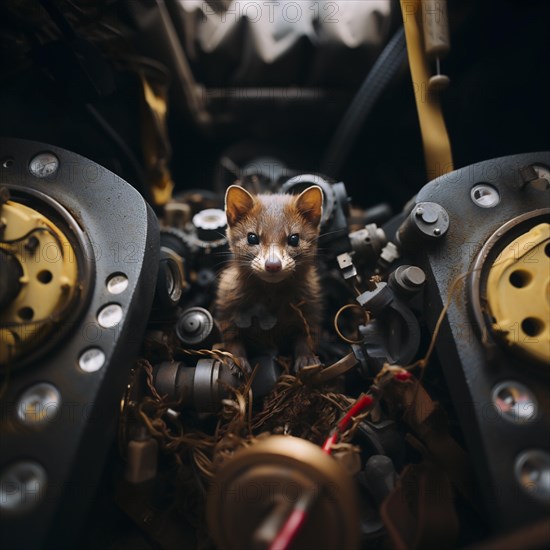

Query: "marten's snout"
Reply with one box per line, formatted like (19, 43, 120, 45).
(265, 258, 282, 273)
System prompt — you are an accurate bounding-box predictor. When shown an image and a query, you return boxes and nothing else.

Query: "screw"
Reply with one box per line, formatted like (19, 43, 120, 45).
(415, 207, 424, 217)
(433, 228, 441, 236)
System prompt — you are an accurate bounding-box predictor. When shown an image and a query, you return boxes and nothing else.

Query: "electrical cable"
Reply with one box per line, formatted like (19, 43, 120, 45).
(269, 393, 375, 550)
(321, 26, 407, 177)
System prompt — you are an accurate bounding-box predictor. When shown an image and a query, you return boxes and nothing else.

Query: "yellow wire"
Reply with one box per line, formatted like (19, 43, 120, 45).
(400, 0, 453, 178)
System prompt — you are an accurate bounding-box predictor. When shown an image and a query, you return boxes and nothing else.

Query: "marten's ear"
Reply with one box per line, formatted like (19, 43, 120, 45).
(296, 185, 323, 227)
(225, 185, 255, 226)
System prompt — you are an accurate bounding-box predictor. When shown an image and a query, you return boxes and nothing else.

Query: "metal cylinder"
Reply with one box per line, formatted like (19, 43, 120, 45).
(175, 307, 221, 349)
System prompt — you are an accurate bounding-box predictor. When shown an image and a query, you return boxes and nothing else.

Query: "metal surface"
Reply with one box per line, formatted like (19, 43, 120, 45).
(397, 201, 450, 249)
(176, 306, 218, 347)
(16, 383, 61, 426)
(0, 461, 48, 516)
(411, 151, 550, 531)
(106, 273, 129, 295)
(79, 348, 106, 373)
(492, 381, 538, 424)
(356, 282, 421, 370)
(97, 303, 124, 328)
(0, 137, 159, 549)
(514, 450, 550, 503)
(207, 435, 360, 550)
(470, 183, 500, 208)
(28, 152, 59, 178)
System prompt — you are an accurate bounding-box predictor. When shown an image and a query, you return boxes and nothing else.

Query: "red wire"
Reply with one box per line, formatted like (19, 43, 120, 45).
(337, 394, 373, 432)
(268, 508, 308, 550)
(268, 487, 316, 550)
(321, 432, 337, 454)
(322, 394, 373, 455)
(269, 395, 374, 550)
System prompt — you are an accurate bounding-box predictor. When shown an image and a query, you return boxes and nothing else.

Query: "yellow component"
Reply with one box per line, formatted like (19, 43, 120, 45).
(399, 0, 454, 178)
(0, 200, 78, 365)
(140, 75, 175, 206)
(486, 223, 550, 365)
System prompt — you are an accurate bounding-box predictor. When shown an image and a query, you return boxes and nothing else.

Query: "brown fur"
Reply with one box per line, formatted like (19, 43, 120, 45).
(216, 186, 323, 371)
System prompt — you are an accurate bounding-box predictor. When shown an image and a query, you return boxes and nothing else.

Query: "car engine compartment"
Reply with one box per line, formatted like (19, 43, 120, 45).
(1, 1, 549, 549)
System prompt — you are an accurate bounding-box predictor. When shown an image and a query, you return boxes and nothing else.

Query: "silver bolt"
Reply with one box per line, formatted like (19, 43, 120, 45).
(470, 184, 500, 208)
(415, 207, 424, 217)
(515, 450, 550, 503)
(106, 274, 129, 295)
(433, 228, 441, 236)
(97, 303, 123, 328)
(79, 347, 106, 373)
(492, 381, 537, 423)
(0, 461, 47, 515)
(29, 152, 59, 178)
(401, 266, 426, 288)
(16, 383, 61, 426)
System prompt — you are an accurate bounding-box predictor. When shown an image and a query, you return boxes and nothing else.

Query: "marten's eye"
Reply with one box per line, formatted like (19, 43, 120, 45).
(247, 233, 260, 245)
(288, 234, 300, 247)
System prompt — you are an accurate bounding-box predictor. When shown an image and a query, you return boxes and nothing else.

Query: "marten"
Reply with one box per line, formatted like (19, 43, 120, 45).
(216, 184, 323, 373)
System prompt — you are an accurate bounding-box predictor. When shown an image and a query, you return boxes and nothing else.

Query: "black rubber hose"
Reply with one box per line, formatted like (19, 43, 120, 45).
(321, 26, 407, 178)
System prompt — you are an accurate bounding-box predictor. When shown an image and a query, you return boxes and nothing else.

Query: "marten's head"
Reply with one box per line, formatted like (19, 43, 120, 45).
(224, 185, 323, 283)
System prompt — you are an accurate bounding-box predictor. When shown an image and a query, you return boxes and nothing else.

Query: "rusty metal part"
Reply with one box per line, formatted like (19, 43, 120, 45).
(206, 435, 360, 550)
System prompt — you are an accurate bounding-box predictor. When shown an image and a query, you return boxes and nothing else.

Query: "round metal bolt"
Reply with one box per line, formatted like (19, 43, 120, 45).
(106, 274, 129, 295)
(97, 303, 123, 328)
(416, 204, 439, 224)
(401, 266, 426, 288)
(0, 461, 47, 515)
(515, 450, 550, 503)
(16, 383, 61, 426)
(176, 307, 217, 347)
(492, 381, 537, 423)
(79, 347, 106, 373)
(398, 202, 449, 248)
(29, 152, 59, 178)
(471, 184, 500, 208)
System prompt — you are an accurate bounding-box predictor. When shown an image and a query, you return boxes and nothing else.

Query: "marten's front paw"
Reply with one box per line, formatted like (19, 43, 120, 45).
(293, 354, 321, 373)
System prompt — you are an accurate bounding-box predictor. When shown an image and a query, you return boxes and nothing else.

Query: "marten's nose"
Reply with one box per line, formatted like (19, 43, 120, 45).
(265, 259, 282, 273)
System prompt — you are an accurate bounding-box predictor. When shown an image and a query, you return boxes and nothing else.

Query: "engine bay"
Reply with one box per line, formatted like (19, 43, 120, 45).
(1, 1, 549, 549)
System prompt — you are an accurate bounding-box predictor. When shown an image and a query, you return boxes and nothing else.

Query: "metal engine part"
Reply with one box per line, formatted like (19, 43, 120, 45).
(408, 151, 550, 531)
(0, 138, 159, 549)
(206, 435, 360, 550)
(356, 281, 422, 373)
(281, 174, 351, 257)
(154, 348, 282, 413)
